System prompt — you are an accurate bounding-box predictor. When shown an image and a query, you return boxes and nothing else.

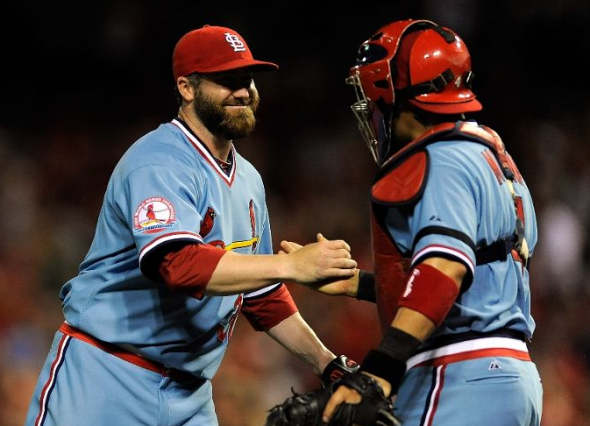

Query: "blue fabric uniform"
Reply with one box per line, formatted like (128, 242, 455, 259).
(371, 122, 543, 426)
(26, 118, 280, 426)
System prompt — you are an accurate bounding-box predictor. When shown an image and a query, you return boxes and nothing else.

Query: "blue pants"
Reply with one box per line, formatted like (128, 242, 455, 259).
(25, 330, 217, 426)
(394, 356, 543, 426)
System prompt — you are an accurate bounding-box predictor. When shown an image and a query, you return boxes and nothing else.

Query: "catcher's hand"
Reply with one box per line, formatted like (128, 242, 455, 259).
(265, 387, 331, 426)
(264, 372, 400, 426)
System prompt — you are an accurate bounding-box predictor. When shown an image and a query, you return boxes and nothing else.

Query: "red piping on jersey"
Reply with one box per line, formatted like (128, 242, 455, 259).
(34, 333, 70, 426)
(406, 336, 531, 369)
(412, 347, 531, 368)
(423, 365, 446, 426)
(412, 244, 475, 274)
(171, 119, 237, 187)
(138, 231, 202, 263)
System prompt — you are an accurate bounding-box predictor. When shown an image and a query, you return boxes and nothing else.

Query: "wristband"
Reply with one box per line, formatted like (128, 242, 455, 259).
(398, 263, 459, 327)
(356, 270, 376, 302)
(360, 327, 422, 394)
(361, 350, 406, 394)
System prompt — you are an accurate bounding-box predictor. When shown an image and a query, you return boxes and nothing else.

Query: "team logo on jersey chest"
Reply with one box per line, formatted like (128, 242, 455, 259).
(133, 197, 177, 234)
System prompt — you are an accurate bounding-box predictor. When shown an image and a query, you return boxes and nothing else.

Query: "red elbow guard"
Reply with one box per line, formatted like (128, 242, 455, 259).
(397, 263, 459, 327)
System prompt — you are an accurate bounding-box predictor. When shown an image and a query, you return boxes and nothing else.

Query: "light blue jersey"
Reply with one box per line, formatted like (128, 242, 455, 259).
(370, 122, 542, 426)
(396, 138, 537, 342)
(60, 118, 276, 376)
(372, 122, 537, 342)
(26, 118, 280, 426)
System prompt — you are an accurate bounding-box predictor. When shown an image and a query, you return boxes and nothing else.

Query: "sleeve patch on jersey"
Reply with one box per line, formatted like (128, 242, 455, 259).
(133, 197, 177, 234)
(372, 151, 428, 205)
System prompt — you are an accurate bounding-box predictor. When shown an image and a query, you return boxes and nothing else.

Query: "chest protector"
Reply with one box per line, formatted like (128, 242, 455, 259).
(370, 121, 526, 332)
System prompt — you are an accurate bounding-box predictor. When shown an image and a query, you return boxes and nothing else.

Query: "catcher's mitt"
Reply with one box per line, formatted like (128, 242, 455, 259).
(265, 372, 400, 426)
(265, 387, 331, 426)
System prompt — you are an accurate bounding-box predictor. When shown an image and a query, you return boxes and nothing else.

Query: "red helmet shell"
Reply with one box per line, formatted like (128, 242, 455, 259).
(350, 19, 482, 114)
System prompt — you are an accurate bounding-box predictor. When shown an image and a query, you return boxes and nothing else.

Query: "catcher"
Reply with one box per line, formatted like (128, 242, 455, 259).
(270, 19, 543, 426)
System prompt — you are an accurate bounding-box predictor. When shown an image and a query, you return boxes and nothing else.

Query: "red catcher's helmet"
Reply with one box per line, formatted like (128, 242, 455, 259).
(346, 19, 482, 164)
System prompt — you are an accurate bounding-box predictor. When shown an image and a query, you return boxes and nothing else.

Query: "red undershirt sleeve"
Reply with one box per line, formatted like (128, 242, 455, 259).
(158, 243, 227, 299)
(241, 284, 298, 331)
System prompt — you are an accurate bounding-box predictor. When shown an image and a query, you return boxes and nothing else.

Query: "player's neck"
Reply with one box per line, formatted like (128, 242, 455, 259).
(178, 108, 232, 161)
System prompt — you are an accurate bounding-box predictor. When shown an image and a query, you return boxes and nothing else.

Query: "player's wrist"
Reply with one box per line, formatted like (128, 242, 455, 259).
(356, 270, 376, 302)
(343, 269, 360, 298)
(321, 354, 359, 387)
(276, 251, 299, 282)
(360, 327, 421, 395)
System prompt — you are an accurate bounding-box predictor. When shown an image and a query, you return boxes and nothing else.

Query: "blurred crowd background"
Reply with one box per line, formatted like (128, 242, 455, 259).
(1, 1, 590, 425)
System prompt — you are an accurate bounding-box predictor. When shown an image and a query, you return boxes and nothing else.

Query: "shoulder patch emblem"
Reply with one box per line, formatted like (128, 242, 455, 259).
(133, 197, 177, 234)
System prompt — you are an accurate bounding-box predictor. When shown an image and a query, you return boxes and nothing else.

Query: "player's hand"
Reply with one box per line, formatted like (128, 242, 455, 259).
(322, 373, 392, 424)
(282, 233, 357, 284)
(280, 233, 359, 296)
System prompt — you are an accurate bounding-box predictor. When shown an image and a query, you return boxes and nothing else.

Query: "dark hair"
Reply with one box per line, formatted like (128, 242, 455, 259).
(402, 101, 466, 127)
(173, 73, 202, 106)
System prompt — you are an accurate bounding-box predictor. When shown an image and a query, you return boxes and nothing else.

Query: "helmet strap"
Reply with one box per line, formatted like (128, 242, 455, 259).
(396, 68, 455, 101)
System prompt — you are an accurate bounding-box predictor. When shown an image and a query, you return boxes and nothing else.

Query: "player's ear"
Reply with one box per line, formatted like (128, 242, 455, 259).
(176, 76, 195, 103)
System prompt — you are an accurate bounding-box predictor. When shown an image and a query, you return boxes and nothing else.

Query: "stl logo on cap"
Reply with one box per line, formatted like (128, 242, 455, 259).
(225, 33, 246, 52)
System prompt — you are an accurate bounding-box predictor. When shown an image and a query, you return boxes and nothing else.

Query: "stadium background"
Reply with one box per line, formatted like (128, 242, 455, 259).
(1, 1, 590, 425)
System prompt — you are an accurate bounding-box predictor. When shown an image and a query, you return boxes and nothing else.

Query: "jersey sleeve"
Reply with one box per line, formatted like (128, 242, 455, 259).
(117, 163, 206, 277)
(406, 150, 478, 278)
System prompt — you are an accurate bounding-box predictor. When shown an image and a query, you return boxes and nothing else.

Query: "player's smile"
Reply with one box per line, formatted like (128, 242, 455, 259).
(192, 82, 260, 140)
(224, 103, 251, 109)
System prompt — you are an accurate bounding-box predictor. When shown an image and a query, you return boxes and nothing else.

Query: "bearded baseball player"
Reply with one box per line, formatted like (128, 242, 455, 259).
(24, 25, 359, 426)
(272, 19, 543, 426)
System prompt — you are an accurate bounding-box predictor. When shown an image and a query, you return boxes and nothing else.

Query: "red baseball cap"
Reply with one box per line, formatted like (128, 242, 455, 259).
(172, 25, 279, 80)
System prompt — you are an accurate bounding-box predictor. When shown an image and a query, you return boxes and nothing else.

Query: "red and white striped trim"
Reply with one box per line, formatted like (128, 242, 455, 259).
(244, 282, 282, 299)
(139, 232, 202, 263)
(412, 244, 475, 274)
(406, 337, 529, 370)
(423, 365, 446, 426)
(171, 119, 237, 186)
(34, 333, 71, 426)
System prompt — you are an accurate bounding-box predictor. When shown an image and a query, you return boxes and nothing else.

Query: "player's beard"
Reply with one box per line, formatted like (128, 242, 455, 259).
(192, 87, 260, 140)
